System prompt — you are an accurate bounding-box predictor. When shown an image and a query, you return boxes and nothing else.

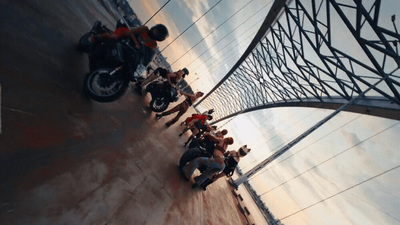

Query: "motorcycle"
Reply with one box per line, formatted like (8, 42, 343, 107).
(178, 145, 241, 190)
(78, 20, 153, 102)
(179, 143, 249, 190)
(145, 79, 179, 112)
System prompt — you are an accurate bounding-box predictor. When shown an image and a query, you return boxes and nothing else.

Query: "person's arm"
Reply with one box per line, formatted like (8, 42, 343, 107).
(179, 91, 195, 98)
(127, 26, 150, 49)
(206, 132, 222, 143)
(166, 72, 175, 86)
(140, 70, 157, 87)
(175, 72, 183, 83)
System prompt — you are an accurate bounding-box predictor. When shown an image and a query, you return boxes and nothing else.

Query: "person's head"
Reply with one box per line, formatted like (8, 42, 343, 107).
(224, 137, 234, 145)
(177, 68, 189, 78)
(149, 24, 169, 41)
(211, 125, 217, 131)
(182, 68, 189, 77)
(207, 115, 213, 120)
(195, 92, 204, 98)
(238, 145, 251, 157)
(221, 129, 228, 135)
(176, 68, 189, 78)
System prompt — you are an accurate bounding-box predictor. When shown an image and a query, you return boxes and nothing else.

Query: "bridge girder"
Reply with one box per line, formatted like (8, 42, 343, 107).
(196, 0, 400, 122)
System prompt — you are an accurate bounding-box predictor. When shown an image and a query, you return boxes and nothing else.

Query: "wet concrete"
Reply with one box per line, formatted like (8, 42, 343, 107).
(0, 1, 249, 224)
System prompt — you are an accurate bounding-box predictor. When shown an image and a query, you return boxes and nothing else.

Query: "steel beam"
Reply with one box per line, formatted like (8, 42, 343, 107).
(196, 0, 400, 122)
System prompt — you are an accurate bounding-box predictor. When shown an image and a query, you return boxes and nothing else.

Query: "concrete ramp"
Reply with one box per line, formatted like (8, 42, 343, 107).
(0, 1, 251, 224)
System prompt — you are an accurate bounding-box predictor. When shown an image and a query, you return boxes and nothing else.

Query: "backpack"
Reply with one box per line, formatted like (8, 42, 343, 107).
(223, 156, 238, 177)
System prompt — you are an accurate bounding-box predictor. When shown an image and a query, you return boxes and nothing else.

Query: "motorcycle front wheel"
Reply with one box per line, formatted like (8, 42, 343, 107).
(83, 68, 128, 102)
(149, 98, 169, 112)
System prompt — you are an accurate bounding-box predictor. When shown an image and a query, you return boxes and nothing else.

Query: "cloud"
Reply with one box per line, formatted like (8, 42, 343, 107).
(137, 0, 201, 70)
(180, 0, 232, 64)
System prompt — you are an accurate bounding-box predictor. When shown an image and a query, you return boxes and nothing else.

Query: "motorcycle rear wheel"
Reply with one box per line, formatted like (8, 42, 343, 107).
(149, 98, 169, 112)
(83, 68, 128, 102)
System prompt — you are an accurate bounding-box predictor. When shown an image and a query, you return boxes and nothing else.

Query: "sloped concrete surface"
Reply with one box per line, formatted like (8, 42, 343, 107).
(0, 0, 248, 224)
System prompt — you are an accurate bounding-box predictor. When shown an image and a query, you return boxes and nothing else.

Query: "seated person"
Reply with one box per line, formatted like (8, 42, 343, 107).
(182, 135, 234, 188)
(92, 23, 169, 50)
(199, 145, 251, 190)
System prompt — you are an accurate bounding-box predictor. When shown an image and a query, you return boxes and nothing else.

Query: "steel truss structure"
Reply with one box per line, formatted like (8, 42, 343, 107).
(196, 0, 400, 123)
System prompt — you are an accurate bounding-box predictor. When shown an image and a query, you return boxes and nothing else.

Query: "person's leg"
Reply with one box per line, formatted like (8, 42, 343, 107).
(165, 104, 188, 127)
(179, 126, 190, 137)
(155, 103, 182, 120)
(184, 136, 193, 147)
(193, 160, 225, 186)
(179, 120, 195, 136)
(199, 177, 214, 190)
(184, 128, 198, 146)
(182, 157, 208, 181)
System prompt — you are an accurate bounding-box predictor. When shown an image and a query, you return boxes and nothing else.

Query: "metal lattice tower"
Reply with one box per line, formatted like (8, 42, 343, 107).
(196, 0, 400, 123)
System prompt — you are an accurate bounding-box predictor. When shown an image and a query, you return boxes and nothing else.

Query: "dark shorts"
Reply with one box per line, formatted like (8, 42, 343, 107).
(185, 98, 193, 106)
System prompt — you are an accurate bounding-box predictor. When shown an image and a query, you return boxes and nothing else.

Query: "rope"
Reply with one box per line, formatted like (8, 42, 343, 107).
(143, 0, 171, 26)
(158, 0, 223, 54)
(280, 164, 400, 221)
(257, 121, 400, 197)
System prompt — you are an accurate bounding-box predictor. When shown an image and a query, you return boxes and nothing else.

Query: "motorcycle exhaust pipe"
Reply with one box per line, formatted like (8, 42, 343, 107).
(109, 66, 123, 76)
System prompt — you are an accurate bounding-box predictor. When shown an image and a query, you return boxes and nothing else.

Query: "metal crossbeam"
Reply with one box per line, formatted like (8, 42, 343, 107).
(196, 0, 400, 123)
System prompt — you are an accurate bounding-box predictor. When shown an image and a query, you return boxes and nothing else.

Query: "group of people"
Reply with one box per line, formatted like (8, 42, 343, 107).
(92, 21, 250, 190)
(140, 67, 249, 189)
(178, 114, 251, 189)
(138, 68, 242, 189)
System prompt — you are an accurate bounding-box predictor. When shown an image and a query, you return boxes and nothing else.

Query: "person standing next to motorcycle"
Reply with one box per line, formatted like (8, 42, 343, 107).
(155, 91, 204, 127)
(165, 68, 188, 88)
(92, 23, 169, 49)
(137, 67, 189, 94)
(182, 135, 234, 188)
(136, 67, 168, 94)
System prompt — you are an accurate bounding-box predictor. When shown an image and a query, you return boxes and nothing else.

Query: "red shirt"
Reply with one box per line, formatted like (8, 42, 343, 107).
(140, 32, 157, 47)
(113, 27, 130, 36)
(113, 28, 157, 48)
(185, 114, 208, 124)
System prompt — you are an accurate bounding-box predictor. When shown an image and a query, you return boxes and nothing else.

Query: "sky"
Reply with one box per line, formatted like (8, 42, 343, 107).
(129, 0, 400, 224)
